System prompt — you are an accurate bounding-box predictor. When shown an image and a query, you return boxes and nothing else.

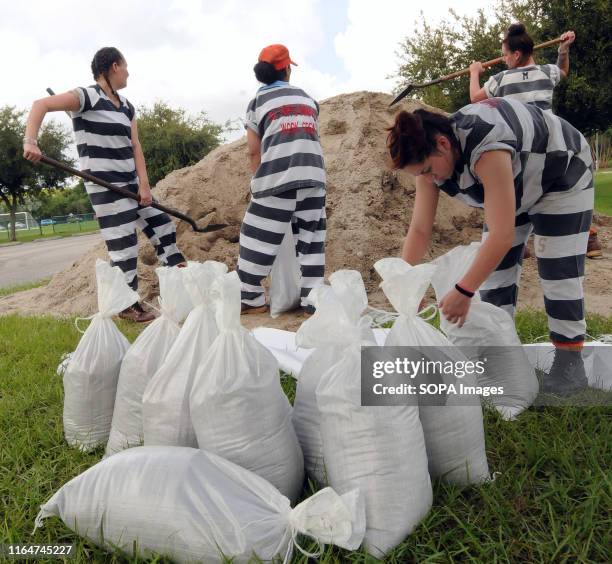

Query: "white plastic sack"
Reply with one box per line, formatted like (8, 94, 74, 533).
(252, 327, 389, 379)
(293, 271, 376, 486)
(297, 283, 432, 557)
(270, 220, 301, 317)
(431, 243, 538, 419)
(63, 260, 138, 451)
(190, 271, 304, 501)
(524, 341, 612, 391)
(375, 258, 490, 486)
(34, 446, 365, 563)
(142, 261, 227, 447)
(105, 266, 194, 457)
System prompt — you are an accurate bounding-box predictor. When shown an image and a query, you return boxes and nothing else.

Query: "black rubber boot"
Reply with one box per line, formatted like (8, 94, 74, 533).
(542, 348, 588, 396)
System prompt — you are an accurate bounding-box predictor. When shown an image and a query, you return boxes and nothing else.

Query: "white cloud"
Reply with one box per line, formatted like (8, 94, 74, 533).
(1, 0, 494, 143)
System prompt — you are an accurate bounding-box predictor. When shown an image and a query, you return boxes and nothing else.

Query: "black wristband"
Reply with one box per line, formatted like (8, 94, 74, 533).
(455, 283, 475, 298)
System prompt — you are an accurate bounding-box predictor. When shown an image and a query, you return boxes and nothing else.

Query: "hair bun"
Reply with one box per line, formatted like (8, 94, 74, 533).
(508, 22, 526, 36)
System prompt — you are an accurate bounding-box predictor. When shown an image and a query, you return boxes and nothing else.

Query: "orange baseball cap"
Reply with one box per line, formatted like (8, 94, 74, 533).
(258, 44, 298, 70)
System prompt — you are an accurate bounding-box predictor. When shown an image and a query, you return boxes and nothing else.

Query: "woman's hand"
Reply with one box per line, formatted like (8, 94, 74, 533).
(559, 30, 575, 49)
(469, 61, 484, 76)
(138, 185, 153, 206)
(23, 142, 42, 162)
(438, 288, 472, 327)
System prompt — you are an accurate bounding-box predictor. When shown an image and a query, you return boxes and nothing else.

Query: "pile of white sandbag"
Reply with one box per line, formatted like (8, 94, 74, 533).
(62, 259, 139, 451)
(104, 266, 194, 457)
(431, 243, 539, 419)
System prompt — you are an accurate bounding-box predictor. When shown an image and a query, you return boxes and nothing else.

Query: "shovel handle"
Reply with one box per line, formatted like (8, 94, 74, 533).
(38, 155, 228, 233)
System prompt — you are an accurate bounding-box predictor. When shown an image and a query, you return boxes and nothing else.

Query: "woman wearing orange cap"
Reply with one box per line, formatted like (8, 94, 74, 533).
(237, 44, 326, 315)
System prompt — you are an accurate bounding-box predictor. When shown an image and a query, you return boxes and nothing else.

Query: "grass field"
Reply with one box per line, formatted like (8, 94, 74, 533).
(594, 169, 612, 215)
(0, 220, 99, 244)
(0, 278, 50, 298)
(0, 308, 610, 562)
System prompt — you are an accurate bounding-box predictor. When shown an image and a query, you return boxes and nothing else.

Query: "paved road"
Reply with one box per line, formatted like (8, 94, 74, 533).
(0, 233, 102, 288)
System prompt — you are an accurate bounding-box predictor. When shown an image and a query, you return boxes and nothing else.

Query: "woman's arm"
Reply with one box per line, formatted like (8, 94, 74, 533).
(401, 175, 439, 265)
(556, 30, 575, 78)
(131, 118, 153, 206)
(439, 150, 516, 325)
(247, 128, 262, 174)
(469, 62, 488, 103)
(23, 91, 81, 162)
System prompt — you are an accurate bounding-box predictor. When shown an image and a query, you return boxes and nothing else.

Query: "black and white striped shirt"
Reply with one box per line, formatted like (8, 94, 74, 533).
(245, 81, 326, 198)
(437, 98, 592, 215)
(71, 85, 137, 191)
(483, 64, 561, 111)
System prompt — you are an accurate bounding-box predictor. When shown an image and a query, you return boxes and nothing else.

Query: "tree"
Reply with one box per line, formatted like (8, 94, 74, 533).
(395, 1, 611, 134)
(36, 180, 93, 218)
(0, 106, 74, 241)
(136, 102, 223, 186)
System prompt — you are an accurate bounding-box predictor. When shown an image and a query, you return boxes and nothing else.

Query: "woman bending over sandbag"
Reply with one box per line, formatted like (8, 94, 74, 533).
(23, 47, 186, 322)
(387, 98, 593, 396)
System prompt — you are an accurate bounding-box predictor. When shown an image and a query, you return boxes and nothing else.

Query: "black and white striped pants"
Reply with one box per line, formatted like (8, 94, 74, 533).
(237, 186, 326, 307)
(479, 183, 594, 344)
(86, 182, 185, 290)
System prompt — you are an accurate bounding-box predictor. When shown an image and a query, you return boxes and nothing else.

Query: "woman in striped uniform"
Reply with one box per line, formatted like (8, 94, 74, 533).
(469, 23, 602, 259)
(237, 44, 326, 314)
(23, 47, 186, 322)
(387, 98, 593, 395)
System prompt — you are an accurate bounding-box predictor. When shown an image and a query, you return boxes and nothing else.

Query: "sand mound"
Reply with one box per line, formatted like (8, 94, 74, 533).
(1, 91, 609, 324)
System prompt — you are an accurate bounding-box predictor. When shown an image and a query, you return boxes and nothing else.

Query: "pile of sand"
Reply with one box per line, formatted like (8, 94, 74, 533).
(1, 91, 609, 328)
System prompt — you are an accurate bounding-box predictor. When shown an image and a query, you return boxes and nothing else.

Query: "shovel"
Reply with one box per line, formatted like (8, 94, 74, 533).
(390, 36, 564, 106)
(42, 87, 227, 233)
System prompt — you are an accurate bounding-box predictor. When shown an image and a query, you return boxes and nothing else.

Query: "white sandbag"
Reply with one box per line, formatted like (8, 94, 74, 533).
(105, 266, 194, 457)
(431, 243, 538, 419)
(293, 271, 376, 486)
(190, 271, 304, 501)
(270, 220, 301, 317)
(142, 261, 227, 447)
(252, 327, 313, 377)
(63, 260, 138, 451)
(524, 341, 612, 391)
(297, 283, 432, 557)
(34, 446, 365, 563)
(375, 258, 490, 486)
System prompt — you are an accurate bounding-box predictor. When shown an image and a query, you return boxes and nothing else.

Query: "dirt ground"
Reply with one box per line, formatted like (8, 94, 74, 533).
(1, 91, 609, 328)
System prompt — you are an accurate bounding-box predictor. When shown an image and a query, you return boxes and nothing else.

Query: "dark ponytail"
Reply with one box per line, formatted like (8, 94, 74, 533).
(253, 61, 288, 85)
(387, 109, 457, 169)
(91, 47, 125, 98)
(503, 23, 534, 61)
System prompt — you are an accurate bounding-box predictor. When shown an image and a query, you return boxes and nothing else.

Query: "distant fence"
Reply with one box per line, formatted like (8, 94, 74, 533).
(0, 213, 98, 241)
(42, 213, 97, 234)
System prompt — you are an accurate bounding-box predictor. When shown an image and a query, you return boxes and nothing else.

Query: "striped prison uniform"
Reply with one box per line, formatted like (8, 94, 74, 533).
(438, 97, 593, 344)
(71, 86, 184, 290)
(484, 64, 561, 111)
(238, 81, 326, 307)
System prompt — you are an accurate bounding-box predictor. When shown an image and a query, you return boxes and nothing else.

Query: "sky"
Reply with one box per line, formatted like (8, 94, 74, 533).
(1, 0, 495, 143)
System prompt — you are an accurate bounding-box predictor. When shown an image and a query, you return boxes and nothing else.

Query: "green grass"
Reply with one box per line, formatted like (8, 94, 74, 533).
(0, 278, 50, 298)
(0, 220, 99, 244)
(1, 313, 611, 563)
(594, 169, 612, 215)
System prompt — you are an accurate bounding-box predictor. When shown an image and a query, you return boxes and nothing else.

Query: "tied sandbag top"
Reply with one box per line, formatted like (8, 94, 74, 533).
(374, 258, 437, 318)
(155, 266, 195, 324)
(182, 261, 228, 308)
(94, 259, 140, 317)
